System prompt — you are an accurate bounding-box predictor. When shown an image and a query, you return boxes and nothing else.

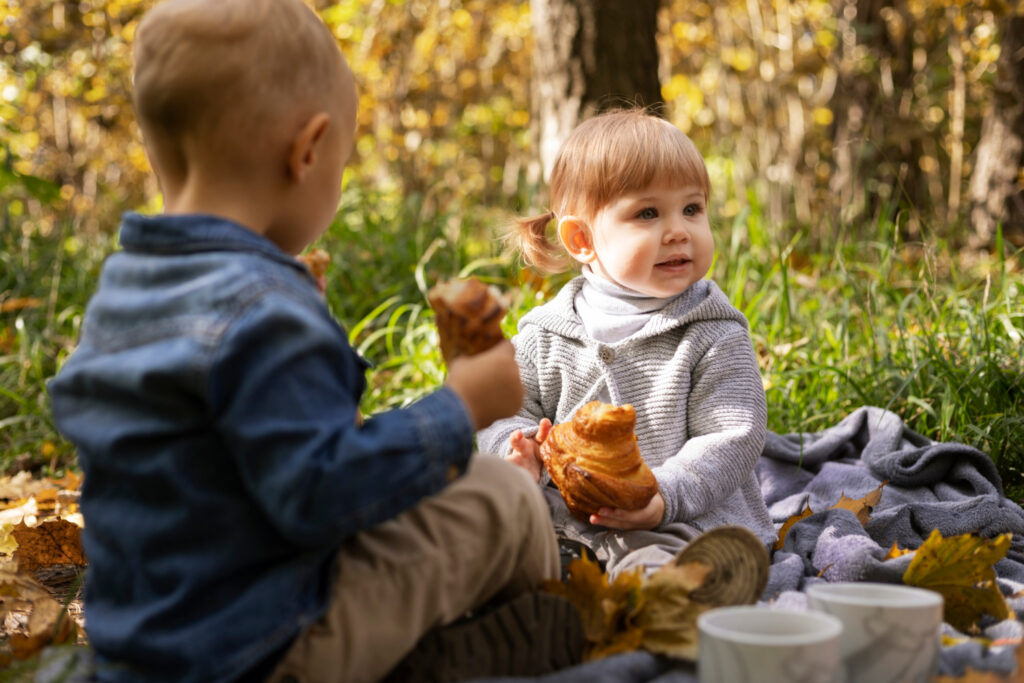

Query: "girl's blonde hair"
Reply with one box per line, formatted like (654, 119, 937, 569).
(511, 108, 711, 273)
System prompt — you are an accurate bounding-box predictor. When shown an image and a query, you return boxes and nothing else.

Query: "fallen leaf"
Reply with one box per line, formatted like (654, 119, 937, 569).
(0, 498, 38, 526)
(830, 481, 887, 526)
(34, 488, 58, 517)
(544, 555, 712, 662)
(637, 563, 711, 660)
(0, 570, 77, 664)
(885, 540, 913, 560)
(543, 553, 645, 654)
(0, 523, 16, 555)
(903, 529, 1012, 633)
(54, 471, 82, 492)
(931, 635, 1024, 681)
(0, 471, 51, 502)
(0, 297, 43, 313)
(11, 520, 86, 574)
(774, 501, 813, 550)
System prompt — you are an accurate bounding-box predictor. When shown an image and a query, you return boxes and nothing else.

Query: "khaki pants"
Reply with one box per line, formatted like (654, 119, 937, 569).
(268, 455, 560, 683)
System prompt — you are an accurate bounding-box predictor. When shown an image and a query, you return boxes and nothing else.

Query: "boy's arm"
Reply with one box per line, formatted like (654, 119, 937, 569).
(477, 345, 543, 457)
(211, 293, 475, 548)
(651, 325, 767, 526)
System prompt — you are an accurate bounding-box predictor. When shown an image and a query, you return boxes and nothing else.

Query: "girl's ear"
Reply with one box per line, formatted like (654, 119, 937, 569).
(287, 112, 331, 182)
(558, 216, 596, 264)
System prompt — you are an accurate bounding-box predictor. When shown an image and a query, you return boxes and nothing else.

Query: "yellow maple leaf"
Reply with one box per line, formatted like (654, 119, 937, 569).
(903, 528, 1012, 633)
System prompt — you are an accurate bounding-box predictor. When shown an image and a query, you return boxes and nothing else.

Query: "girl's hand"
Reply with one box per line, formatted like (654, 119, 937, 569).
(506, 418, 552, 483)
(589, 492, 665, 530)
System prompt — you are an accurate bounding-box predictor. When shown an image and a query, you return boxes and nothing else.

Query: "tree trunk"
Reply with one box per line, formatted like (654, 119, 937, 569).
(969, 15, 1024, 249)
(828, 0, 924, 232)
(529, 0, 662, 182)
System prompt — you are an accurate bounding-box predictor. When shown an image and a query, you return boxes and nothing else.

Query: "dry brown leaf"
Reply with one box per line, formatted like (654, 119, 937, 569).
(542, 553, 645, 652)
(637, 563, 710, 660)
(904, 528, 1012, 634)
(773, 501, 813, 550)
(11, 520, 86, 574)
(544, 554, 711, 662)
(830, 481, 887, 526)
(0, 570, 77, 664)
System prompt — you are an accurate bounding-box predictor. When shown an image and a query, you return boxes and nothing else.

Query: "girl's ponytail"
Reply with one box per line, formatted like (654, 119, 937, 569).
(506, 210, 569, 274)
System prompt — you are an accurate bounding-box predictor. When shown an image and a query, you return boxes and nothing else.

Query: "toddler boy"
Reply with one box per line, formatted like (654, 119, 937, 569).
(47, 0, 563, 681)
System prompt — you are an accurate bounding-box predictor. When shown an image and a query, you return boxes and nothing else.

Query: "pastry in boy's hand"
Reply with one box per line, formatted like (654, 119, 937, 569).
(541, 401, 658, 520)
(428, 277, 508, 364)
(298, 248, 330, 293)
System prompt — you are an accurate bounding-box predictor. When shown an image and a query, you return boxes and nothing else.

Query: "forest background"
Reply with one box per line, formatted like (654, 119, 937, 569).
(1, 0, 1023, 496)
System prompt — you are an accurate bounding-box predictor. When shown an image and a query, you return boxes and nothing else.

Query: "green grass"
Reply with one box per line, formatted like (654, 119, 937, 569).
(2, 184, 1022, 498)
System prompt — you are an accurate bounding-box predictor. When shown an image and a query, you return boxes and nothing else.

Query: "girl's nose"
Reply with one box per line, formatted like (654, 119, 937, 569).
(663, 216, 690, 243)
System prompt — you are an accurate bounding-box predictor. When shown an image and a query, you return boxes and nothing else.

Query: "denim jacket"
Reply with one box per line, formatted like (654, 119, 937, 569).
(48, 213, 475, 682)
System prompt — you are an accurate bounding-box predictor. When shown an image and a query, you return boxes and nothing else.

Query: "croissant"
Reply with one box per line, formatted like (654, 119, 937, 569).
(297, 248, 330, 291)
(541, 401, 658, 520)
(427, 277, 507, 364)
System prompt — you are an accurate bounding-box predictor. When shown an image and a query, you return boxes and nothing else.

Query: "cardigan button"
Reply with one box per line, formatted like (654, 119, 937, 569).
(598, 346, 614, 363)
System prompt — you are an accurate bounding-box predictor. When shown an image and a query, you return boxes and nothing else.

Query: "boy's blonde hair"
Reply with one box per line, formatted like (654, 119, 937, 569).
(513, 109, 711, 273)
(133, 0, 344, 172)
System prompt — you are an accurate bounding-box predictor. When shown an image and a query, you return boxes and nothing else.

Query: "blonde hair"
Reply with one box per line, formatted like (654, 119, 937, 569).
(512, 109, 711, 273)
(132, 0, 345, 169)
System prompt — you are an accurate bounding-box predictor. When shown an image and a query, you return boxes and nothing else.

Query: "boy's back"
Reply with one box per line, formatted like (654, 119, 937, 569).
(48, 1, 563, 679)
(49, 213, 381, 679)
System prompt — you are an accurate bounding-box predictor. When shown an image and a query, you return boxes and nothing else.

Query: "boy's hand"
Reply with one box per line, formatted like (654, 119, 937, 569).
(445, 340, 523, 431)
(507, 418, 552, 482)
(589, 492, 665, 531)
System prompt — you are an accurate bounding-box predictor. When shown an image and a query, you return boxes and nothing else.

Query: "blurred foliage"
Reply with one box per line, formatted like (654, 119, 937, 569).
(660, 0, 1021, 237)
(1, 1, 1022, 491)
(2, 0, 1021, 239)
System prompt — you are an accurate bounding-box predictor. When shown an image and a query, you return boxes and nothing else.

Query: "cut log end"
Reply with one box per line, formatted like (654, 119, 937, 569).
(671, 526, 769, 607)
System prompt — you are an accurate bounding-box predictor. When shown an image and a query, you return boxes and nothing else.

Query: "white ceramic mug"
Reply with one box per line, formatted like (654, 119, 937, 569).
(806, 582, 943, 683)
(698, 606, 845, 683)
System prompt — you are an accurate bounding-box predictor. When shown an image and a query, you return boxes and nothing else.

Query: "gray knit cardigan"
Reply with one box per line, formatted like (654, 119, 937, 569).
(477, 277, 777, 546)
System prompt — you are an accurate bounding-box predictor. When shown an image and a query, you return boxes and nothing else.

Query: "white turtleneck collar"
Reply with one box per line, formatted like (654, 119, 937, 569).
(574, 266, 679, 343)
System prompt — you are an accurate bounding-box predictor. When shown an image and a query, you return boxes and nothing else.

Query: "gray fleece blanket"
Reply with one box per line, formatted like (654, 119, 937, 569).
(475, 406, 1024, 683)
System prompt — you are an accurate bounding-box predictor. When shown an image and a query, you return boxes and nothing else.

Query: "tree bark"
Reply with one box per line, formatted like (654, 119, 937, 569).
(529, 0, 663, 182)
(968, 15, 1024, 249)
(828, 0, 924, 231)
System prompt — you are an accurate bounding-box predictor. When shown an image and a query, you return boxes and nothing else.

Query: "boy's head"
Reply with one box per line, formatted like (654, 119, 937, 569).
(133, 0, 356, 253)
(548, 109, 710, 223)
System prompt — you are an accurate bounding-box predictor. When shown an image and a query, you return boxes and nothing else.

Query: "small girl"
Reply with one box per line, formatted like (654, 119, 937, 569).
(479, 108, 777, 578)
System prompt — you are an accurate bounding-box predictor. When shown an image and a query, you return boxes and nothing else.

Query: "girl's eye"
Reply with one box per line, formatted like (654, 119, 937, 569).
(683, 203, 703, 217)
(637, 207, 658, 220)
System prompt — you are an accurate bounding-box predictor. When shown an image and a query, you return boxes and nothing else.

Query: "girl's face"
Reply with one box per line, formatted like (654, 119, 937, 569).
(584, 179, 713, 298)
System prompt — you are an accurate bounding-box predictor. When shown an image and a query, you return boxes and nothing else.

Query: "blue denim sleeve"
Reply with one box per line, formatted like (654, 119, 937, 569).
(209, 291, 475, 547)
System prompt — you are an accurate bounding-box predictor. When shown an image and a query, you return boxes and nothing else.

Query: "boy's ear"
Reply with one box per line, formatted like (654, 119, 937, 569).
(558, 216, 596, 264)
(287, 112, 331, 182)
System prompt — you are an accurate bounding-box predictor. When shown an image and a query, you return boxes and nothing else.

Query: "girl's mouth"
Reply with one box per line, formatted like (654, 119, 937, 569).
(657, 257, 690, 267)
